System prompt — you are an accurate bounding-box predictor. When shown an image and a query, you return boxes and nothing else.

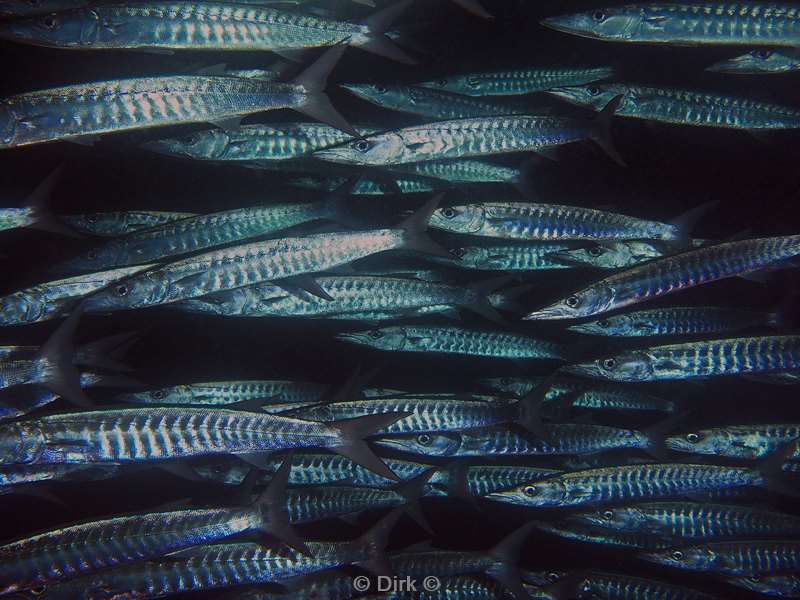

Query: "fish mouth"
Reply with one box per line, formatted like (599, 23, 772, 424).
(546, 250, 589, 267)
(313, 148, 352, 164)
(663, 436, 693, 453)
(484, 490, 520, 504)
(565, 323, 595, 334)
(334, 332, 364, 344)
(523, 303, 574, 320)
(559, 362, 604, 378)
(539, 16, 595, 38)
(637, 551, 669, 566)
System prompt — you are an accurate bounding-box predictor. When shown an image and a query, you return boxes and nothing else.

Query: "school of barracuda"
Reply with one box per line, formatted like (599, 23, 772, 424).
(0, 0, 800, 598)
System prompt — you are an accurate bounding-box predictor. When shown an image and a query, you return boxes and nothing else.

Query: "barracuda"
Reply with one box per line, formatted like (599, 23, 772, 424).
(0, 460, 303, 594)
(341, 83, 529, 119)
(0, 44, 355, 149)
(36, 511, 401, 600)
(60, 210, 196, 237)
(430, 464, 562, 497)
(566, 335, 800, 382)
(313, 98, 624, 166)
(486, 463, 764, 508)
(144, 122, 370, 162)
(391, 158, 522, 184)
(0, 1, 414, 62)
(440, 241, 574, 271)
(0, 265, 152, 326)
(641, 540, 800, 576)
(727, 574, 800, 597)
(548, 239, 708, 270)
(709, 48, 800, 73)
(82, 197, 446, 313)
(336, 325, 565, 361)
(373, 423, 654, 458)
(666, 423, 800, 459)
(542, 3, 800, 47)
(429, 201, 686, 242)
(0, 464, 120, 494)
(417, 66, 616, 97)
(576, 571, 716, 600)
(288, 173, 441, 195)
(533, 520, 674, 550)
(526, 235, 800, 320)
(0, 406, 409, 482)
(569, 306, 780, 337)
(548, 83, 800, 130)
(572, 502, 800, 540)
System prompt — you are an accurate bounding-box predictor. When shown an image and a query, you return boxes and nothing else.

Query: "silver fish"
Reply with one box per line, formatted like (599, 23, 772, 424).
(666, 424, 800, 460)
(288, 173, 441, 195)
(576, 571, 717, 600)
(709, 48, 800, 74)
(441, 241, 574, 271)
(727, 574, 800, 598)
(549, 239, 709, 270)
(532, 520, 674, 550)
(59, 210, 196, 237)
(391, 158, 523, 184)
(640, 540, 800, 576)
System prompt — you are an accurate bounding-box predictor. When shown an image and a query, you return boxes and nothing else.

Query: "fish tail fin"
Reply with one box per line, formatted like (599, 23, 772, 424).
(451, 0, 494, 18)
(357, 507, 405, 577)
(76, 331, 139, 372)
(445, 460, 480, 509)
(511, 157, 540, 201)
(487, 522, 536, 600)
(488, 283, 533, 315)
(515, 372, 565, 439)
(590, 95, 626, 167)
(319, 178, 371, 229)
(38, 305, 92, 408)
(394, 469, 435, 533)
(758, 440, 800, 498)
(462, 276, 512, 324)
(360, 0, 417, 64)
(642, 410, 691, 461)
(330, 412, 410, 480)
(399, 193, 450, 258)
(252, 455, 311, 555)
(668, 200, 718, 248)
(26, 165, 81, 238)
(293, 43, 358, 136)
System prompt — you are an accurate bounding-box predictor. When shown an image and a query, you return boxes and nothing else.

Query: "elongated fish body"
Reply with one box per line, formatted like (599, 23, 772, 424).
(542, 3, 800, 47)
(429, 465, 562, 497)
(429, 202, 679, 242)
(573, 502, 800, 541)
(549, 83, 800, 130)
(440, 241, 574, 271)
(418, 66, 615, 97)
(666, 423, 800, 459)
(285, 485, 414, 523)
(313, 114, 607, 165)
(0, 464, 120, 493)
(144, 122, 363, 162)
(83, 224, 424, 313)
(567, 335, 800, 382)
(709, 48, 800, 73)
(374, 423, 649, 458)
(40, 539, 378, 600)
(0, 407, 375, 465)
(0, 503, 272, 594)
(569, 306, 779, 337)
(289, 173, 440, 195)
(727, 574, 800, 597)
(286, 396, 518, 434)
(60, 201, 342, 273)
(337, 325, 564, 361)
(0, 1, 88, 17)
(526, 235, 800, 320)
(389, 550, 497, 581)
(233, 573, 359, 600)
(549, 239, 703, 270)
(193, 453, 432, 488)
(485, 463, 763, 508)
(341, 83, 527, 119)
(642, 541, 800, 576)
(0, 75, 321, 149)
(576, 571, 716, 600)
(534, 521, 673, 550)
(415, 576, 505, 600)
(392, 159, 521, 184)
(0, 265, 153, 326)
(116, 379, 330, 407)
(60, 211, 196, 237)
(0, 207, 35, 231)
(0, 2, 385, 52)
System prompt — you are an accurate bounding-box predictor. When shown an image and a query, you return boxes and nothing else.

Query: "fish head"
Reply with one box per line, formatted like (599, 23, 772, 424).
(640, 546, 720, 572)
(192, 460, 250, 485)
(571, 506, 649, 531)
(0, 7, 103, 48)
(707, 49, 800, 74)
(524, 282, 616, 320)
(313, 132, 406, 166)
(727, 576, 800, 597)
(341, 83, 409, 109)
(429, 204, 486, 234)
(477, 376, 533, 397)
(56, 241, 128, 274)
(541, 6, 647, 42)
(415, 74, 472, 95)
(485, 478, 567, 507)
(665, 428, 735, 457)
(373, 432, 462, 457)
(143, 130, 231, 160)
(567, 314, 633, 336)
(562, 349, 655, 382)
(335, 327, 409, 351)
(83, 270, 168, 313)
(547, 83, 627, 112)
(0, 421, 43, 464)
(449, 245, 508, 269)
(114, 385, 183, 405)
(550, 241, 658, 269)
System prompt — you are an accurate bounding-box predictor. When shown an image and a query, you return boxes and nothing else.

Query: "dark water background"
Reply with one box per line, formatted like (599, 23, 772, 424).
(1, 1, 800, 597)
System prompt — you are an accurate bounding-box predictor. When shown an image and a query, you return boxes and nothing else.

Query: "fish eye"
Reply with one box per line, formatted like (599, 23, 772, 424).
(40, 14, 59, 30)
(354, 140, 372, 153)
(500, 377, 512, 386)
(748, 576, 762, 583)
(588, 246, 604, 256)
(602, 358, 617, 370)
(87, 249, 98, 260)
(467, 76, 481, 88)
(436, 79, 447, 86)
(449, 248, 465, 259)
(441, 207, 457, 219)
(151, 390, 164, 400)
(186, 134, 200, 145)
(523, 485, 537, 496)
(597, 319, 611, 328)
(565, 295, 580, 308)
(547, 572, 560, 582)
(686, 432, 702, 443)
(754, 49, 773, 59)
(373, 85, 388, 94)
(671, 550, 684, 561)
(592, 10, 606, 21)
(587, 86, 601, 96)
(417, 434, 431, 446)
(115, 285, 128, 297)
(603, 509, 614, 519)
(87, 215, 97, 224)
(368, 330, 383, 339)
(29, 586, 47, 596)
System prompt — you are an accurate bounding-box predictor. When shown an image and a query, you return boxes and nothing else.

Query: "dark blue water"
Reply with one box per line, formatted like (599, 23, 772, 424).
(1, 1, 800, 598)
